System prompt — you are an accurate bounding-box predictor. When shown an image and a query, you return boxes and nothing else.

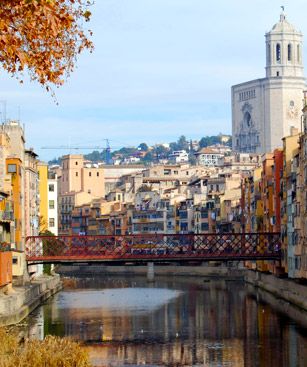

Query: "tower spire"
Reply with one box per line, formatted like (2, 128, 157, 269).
(280, 6, 286, 21)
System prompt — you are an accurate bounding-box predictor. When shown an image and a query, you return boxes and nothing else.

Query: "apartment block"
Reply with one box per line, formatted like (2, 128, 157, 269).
(24, 149, 39, 238)
(6, 158, 23, 250)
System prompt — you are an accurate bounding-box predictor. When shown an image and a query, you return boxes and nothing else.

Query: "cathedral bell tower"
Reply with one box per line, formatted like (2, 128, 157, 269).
(265, 9, 304, 78)
(232, 10, 306, 154)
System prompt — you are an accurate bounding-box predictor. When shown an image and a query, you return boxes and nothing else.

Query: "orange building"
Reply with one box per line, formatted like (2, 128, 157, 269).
(261, 153, 274, 233)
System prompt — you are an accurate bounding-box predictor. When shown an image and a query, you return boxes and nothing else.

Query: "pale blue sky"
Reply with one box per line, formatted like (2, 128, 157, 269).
(0, 0, 306, 160)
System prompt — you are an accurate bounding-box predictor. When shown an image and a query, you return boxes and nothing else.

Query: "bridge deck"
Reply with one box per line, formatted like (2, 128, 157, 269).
(25, 233, 281, 264)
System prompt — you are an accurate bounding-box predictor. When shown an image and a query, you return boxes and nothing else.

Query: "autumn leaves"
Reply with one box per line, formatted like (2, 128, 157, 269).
(0, 0, 93, 91)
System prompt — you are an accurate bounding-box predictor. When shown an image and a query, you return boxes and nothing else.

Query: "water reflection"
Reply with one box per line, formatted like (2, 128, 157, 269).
(24, 276, 307, 367)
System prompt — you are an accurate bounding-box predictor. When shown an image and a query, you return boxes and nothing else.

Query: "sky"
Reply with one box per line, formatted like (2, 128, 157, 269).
(1, 0, 307, 161)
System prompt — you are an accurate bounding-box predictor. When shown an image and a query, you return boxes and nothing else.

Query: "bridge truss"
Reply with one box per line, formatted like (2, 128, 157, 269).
(25, 233, 281, 264)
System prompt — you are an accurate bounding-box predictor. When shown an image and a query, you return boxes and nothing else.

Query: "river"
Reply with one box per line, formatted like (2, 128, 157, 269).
(20, 276, 307, 367)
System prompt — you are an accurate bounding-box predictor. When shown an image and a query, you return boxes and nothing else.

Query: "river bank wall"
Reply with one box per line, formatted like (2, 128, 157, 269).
(245, 270, 307, 312)
(57, 263, 246, 279)
(0, 274, 62, 326)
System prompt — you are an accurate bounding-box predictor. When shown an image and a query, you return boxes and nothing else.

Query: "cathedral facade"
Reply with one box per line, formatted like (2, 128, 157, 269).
(232, 11, 306, 153)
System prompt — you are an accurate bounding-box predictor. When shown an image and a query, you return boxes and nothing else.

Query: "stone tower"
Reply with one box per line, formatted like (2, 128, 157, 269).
(265, 10, 303, 78)
(232, 10, 306, 154)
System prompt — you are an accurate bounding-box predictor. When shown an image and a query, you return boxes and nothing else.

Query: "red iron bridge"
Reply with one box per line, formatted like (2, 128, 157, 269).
(25, 233, 281, 264)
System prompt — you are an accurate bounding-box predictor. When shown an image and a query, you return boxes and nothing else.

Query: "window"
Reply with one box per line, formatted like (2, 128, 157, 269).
(277, 71, 280, 77)
(297, 44, 300, 62)
(49, 218, 55, 227)
(97, 172, 99, 177)
(89, 172, 92, 177)
(288, 44, 292, 61)
(276, 43, 281, 63)
(49, 200, 55, 209)
(267, 43, 271, 63)
(48, 184, 54, 192)
(7, 164, 17, 173)
(75, 161, 78, 165)
(244, 111, 252, 127)
(76, 172, 78, 177)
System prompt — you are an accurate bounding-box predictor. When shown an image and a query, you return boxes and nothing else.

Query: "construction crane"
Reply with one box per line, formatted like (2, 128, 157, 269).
(41, 139, 113, 164)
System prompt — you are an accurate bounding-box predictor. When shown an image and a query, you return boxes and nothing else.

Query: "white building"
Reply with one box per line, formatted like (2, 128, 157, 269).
(123, 156, 141, 165)
(194, 148, 224, 166)
(232, 10, 306, 154)
(169, 150, 189, 163)
(47, 171, 58, 235)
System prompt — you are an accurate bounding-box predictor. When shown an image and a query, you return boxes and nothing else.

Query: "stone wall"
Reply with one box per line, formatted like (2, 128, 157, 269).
(245, 270, 307, 311)
(0, 274, 62, 326)
(57, 264, 246, 279)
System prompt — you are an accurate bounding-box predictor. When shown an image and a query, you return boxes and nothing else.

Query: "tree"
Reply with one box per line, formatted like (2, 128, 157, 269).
(188, 153, 196, 165)
(138, 143, 149, 151)
(199, 136, 220, 148)
(143, 151, 154, 163)
(0, 0, 93, 90)
(170, 136, 189, 152)
(85, 150, 103, 162)
(155, 145, 169, 158)
(177, 135, 189, 151)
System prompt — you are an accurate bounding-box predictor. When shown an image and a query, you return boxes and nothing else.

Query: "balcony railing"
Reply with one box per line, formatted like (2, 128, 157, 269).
(0, 210, 14, 221)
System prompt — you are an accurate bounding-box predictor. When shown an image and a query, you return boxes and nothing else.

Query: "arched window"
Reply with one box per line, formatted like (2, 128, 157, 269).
(297, 44, 300, 62)
(244, 111, 252, 128)
(288, 44, 292, 61)
(276, 44, 281, 63)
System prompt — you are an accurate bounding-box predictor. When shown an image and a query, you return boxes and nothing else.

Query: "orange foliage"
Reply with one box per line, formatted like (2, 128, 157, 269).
(0, 0, 93, 90)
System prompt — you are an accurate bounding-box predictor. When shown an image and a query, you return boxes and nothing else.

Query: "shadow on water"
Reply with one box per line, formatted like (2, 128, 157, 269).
(19, 275, 307, 367)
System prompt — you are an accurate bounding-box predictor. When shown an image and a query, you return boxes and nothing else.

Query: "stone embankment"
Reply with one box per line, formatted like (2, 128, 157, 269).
(0, 274, 62, 326)
(245, 270, 307, 312)
(57, 264, 246, 280)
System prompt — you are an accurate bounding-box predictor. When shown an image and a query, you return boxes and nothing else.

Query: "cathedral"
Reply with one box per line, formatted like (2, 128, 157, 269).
(232, 10, 306, 153)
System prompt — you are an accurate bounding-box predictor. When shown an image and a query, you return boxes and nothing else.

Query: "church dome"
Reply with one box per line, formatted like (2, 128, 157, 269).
(270, 12, 300, 34)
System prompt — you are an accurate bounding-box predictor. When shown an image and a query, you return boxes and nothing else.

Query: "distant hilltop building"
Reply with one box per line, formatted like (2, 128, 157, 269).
(232, 10, 306, 153)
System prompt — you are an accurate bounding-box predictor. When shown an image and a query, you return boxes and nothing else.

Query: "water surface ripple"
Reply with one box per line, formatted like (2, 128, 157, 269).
(24, 276, 307, 367)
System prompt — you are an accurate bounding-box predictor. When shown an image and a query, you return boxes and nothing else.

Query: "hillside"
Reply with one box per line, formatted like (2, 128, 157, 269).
(48, 134, 232, 165)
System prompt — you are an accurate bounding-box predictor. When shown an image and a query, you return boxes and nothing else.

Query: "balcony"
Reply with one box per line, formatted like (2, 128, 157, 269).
(0, 210, 14, 222)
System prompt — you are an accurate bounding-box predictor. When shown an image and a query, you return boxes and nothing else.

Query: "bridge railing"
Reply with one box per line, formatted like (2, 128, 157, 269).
(25, 232, 281, 262)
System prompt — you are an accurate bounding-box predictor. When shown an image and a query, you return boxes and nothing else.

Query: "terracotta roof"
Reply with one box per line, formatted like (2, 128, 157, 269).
(195, 147, 223, 155)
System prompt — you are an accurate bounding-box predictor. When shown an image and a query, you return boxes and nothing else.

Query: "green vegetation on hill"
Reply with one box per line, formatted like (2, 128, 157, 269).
(48, 134, 232, 165)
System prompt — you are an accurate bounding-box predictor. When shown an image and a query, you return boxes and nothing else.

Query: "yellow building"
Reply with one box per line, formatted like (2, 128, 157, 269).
(253, 166, 263, 232)
(38, 162, 48, 233)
